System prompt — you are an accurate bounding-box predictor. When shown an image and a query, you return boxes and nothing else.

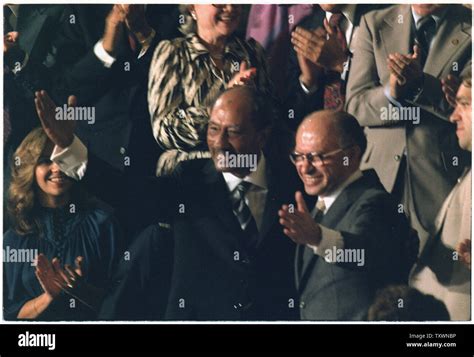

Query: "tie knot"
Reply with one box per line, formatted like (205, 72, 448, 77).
(234, 181, 251, 199)
(316, 199, 326, 213)
(417, 16, 436, 32)
(329, 13, 344, 28)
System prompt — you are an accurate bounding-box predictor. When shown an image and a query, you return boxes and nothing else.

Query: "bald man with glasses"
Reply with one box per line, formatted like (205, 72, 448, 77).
(279, 110, 416, 320)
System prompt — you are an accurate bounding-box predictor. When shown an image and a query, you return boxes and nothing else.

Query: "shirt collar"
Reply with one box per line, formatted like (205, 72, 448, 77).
(222, 153, 268, 193)
(318, 169, 363, 213)
(325, 4, 357, 26)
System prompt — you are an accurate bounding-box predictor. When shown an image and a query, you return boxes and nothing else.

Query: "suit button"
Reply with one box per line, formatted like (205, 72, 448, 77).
(394, 155, 401, 161)
(120, 147, 126, 155)
(299, 301, 305, 309)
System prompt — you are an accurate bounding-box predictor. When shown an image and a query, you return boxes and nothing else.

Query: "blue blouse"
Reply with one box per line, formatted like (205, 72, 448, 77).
(3, 201, 122, 320)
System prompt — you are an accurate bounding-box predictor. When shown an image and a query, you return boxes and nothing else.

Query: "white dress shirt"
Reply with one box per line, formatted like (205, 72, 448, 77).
(307, 169, 363, 259)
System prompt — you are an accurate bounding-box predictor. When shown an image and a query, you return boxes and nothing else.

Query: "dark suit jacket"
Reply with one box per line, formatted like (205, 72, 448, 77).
(82, 154, 302, 320)
(4, 5, 67, 155)
(296, 170, 413, 320)
(11, 5, 180, 174)
(99, 224, 174, 320)
(283, 5, 384, 129)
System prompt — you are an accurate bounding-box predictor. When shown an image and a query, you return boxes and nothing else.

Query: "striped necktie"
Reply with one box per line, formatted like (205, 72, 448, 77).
(232, 181, 259, 252)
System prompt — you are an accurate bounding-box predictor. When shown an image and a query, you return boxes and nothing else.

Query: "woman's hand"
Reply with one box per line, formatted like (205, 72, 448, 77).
(35, 254, 63, 299)
(228, 61, 257, 88)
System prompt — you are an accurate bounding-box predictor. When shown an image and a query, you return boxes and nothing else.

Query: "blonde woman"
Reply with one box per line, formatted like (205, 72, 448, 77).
(148, 4, 273, 176)
(3, 127, 122, 320)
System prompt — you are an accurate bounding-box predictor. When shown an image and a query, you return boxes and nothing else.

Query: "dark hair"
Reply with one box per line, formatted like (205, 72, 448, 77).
(368, 285, 450, 321)
(210, 85, 275, 132)
(332, 111, 367, 158)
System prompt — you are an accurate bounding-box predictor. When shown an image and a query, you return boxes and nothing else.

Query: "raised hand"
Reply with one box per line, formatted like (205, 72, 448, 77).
(456, 239, 471, 270)
(321, 18, 348, 73)
(387, 45, 423, 99)
(278, 191, 322, 245)
(102, 5, 126, 55)
(228, 61, 257, 88)
(117, 4, 150, 36)
(4, 31, 26, 68)
(35, 90, 77, 150)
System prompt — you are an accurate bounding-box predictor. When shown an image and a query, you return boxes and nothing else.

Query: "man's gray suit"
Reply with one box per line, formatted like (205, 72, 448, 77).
(296, 170, 413, 320)
(345, 5, 471, 244)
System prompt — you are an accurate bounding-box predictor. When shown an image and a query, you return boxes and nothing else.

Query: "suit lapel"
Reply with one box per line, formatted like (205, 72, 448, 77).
(297, 174, 370, 288)
(258, 163, 281, 245)
(424, 8, 471, 78)
(380, 5, 412, 62)
(202, 160, 243, 237)
(17, 6, 48, 56)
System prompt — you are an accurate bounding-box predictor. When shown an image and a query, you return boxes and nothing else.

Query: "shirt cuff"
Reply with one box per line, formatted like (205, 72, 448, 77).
(384, 84, 404, 108)
(50, 135, 88, 181)
(299, 75, 319, 95)
(307, 225, 344, 261)
(94, 40, 116, 68)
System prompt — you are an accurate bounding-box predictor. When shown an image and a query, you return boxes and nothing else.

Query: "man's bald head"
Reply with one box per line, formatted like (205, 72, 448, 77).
(210, 86, 273, 132)
(293, 110, 366, 196)
(297, 110, 367, 160)
(207, 86, 273, 177)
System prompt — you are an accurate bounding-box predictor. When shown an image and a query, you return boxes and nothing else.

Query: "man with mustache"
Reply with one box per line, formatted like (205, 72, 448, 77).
(35, 86, 301, 320)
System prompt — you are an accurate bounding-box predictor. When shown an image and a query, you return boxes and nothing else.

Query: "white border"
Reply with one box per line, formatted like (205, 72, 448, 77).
(1, 0, 473, 326)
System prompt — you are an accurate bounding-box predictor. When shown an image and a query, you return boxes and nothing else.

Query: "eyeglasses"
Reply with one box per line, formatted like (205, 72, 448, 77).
(289, 146, 352, 166)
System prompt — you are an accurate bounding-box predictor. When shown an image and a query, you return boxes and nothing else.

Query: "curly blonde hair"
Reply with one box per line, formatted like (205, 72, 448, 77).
(7, 127, 87, 236)
(8, 128, 50, 235)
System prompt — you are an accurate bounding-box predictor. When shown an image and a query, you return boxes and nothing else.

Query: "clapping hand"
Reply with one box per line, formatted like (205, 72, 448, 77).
(387, 45, 424, 100)
(457, 239, 471, 270)
(228, 61, 257, 88)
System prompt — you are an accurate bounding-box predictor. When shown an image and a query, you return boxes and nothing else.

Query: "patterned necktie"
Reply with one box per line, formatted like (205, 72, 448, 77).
(311, 199, 326, 223)
(232, 181, 259, 252)
(415, 16, 436, 68)
(323, 13, 347, 111)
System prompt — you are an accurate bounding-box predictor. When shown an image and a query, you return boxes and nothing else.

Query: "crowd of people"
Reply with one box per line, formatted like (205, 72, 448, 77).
(3, 3, 471, 321)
